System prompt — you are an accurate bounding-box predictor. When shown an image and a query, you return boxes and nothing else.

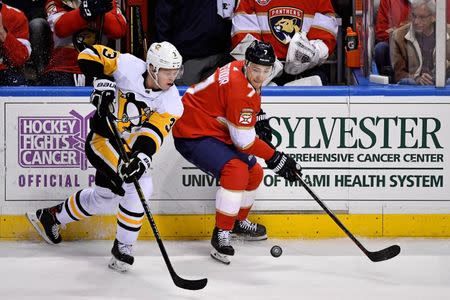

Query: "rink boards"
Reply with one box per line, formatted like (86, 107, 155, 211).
(0, 86, 449, 239)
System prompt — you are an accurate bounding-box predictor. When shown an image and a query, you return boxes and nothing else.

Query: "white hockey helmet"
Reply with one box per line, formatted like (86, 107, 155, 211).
(146, 41, 182, 74)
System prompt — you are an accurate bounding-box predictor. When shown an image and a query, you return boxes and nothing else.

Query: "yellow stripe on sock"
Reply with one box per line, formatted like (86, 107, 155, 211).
(69, 195, 84, 220)
(117, 211, 143, 227)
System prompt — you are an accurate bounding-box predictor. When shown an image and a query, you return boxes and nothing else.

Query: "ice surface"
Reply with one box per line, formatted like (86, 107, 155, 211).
(1, 238, 450, 299)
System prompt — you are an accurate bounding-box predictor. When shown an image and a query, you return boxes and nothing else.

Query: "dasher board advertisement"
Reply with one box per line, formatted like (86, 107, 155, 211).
(3, 94, 448, 214)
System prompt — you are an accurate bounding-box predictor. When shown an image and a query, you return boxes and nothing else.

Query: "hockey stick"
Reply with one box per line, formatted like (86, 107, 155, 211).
(129, 6, 135, 55)
(134, 5, 148, 59)
(129, 5, 146, 59)
(105, 112, 208, 290)
(296, 173, 401, 262)
(97, 15, 104, 44)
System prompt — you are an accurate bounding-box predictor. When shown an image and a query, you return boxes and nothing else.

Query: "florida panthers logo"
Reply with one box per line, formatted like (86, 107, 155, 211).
(269, 7, 303, 44)
(239, 108, 254, 125)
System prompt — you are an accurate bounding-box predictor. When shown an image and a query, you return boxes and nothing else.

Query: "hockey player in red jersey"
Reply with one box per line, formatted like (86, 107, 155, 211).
(173, 41, 302, 264)
(230, 0, 338, 86)
(41, 0, 126, 86)
(0, 1, 31, 85)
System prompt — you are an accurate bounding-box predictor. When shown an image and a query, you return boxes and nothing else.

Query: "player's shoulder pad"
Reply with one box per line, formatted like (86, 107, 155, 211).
(114, 53, 147, 81)
(78, 45, 121, 76)
(228, 60, 247, 85)
(156, 85, 183, 117)
(79, 44, 119, 59)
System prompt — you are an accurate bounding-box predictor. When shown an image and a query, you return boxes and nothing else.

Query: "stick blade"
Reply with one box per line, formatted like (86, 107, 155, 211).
(368, 245, 401, 262)
(173, 275, 208, 290)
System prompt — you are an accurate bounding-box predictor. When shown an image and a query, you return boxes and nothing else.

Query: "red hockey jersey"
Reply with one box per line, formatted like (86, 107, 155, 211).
(173, 60, 261, 147)
(45, 0, 126, 74)
(0, 4, 30, 71)
(231, 0, 337, 60)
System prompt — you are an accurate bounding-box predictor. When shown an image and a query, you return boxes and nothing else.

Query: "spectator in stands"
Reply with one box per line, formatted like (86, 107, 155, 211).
(41, 0, 126, 86)
(4, 0, 51, 82)
(374, 0, 411, 77)
(231, 0, 338, 86)
(0, 1, 31, 86)
(391, 0, 450, 85)
(153, 0, 233, 86)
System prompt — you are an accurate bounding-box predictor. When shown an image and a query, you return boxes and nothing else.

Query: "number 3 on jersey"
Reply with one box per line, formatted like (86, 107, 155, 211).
(102, 48, 118, 59)
(165, 117, 176, 132)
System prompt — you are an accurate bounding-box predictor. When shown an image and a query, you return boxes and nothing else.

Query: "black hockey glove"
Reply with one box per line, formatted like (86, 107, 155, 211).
(255, 109, 273, 144)
(79, 0, 113, 20)
(265, 151, 302, 182)
(90, 79, 116, 117)
(118, 153, 152, 183)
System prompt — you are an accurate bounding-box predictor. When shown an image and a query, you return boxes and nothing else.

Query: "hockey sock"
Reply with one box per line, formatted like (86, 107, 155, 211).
(220, 159, 249, 190)
(237, 164, 263, 220)
(56, 190, 93, 224)
(246, 163, 263, 190)
(237, 190, 257, 220)
(215, 187, 243, 230)
(116, 202, 144, 245)
(115, 182, 147, 245)
(237, 207, 251, 221)
(56, 186, 121, 224)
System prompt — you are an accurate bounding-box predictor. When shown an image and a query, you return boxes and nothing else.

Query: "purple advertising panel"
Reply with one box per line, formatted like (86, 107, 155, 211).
(6, 102, 96, 201)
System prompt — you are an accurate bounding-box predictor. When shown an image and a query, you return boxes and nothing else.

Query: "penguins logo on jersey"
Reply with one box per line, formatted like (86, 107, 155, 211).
(118, 93, 153, 130)
(269, 7, 303, 44)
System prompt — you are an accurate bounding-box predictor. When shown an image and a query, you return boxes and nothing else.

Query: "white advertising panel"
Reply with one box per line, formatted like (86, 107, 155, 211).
(1, 93, 449, 214)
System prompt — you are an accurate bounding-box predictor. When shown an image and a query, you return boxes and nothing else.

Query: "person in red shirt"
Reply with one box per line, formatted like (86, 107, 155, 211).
(3, 0, 51, 80)
(41, 0, 126, 86)
(231, 0, 337, 85)
(173, 41, 302, 264)
(374, 0, 411, 77)
(0, 1, 31, 85)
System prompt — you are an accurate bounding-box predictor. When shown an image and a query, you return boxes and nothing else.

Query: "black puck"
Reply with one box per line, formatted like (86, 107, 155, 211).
(270, 245, 282, 257)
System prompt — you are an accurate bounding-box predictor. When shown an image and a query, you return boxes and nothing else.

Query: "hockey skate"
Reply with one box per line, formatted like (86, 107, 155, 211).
(210, 227, 234, 265)
(26, 205, 62, 245)
(108, 239, 134, 273)
(231, 219, 267, 241)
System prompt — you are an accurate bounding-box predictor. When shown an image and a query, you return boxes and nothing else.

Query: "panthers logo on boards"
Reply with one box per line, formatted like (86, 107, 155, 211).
(269, 7, 303, 44)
